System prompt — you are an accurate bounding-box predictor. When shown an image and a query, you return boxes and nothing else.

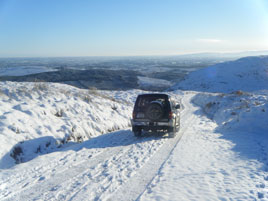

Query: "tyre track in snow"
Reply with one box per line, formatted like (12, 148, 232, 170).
(2, 130, 138, 201)
(109, 93, 199, 201)
(0, 147, 103, 194)
(3, 130, 168, 201)
(63, 135, 168, 201)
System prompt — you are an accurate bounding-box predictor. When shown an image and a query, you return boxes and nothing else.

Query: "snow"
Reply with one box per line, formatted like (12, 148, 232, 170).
(191, 92, 268, 133)
(140, 92, 268, 200)
(1, 56, 268, 200)
(170, 56, 268, 93)
(0, 81, 138, 169)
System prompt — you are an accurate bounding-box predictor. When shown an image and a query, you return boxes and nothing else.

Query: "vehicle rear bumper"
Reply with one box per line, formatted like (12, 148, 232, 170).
(131, 119, 174, 130)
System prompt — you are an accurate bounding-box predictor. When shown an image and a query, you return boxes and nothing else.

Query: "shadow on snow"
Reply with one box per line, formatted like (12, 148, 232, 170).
(0, 129, 166, 169)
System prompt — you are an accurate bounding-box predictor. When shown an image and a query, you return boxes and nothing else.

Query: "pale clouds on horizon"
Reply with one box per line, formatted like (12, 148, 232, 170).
(196, 38, 225, 43)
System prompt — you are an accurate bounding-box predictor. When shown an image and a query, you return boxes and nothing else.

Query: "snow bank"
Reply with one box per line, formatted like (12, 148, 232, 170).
(192, 91, 268, 133)
(170, 56, 268, 93)
(0, 81, 139, 168)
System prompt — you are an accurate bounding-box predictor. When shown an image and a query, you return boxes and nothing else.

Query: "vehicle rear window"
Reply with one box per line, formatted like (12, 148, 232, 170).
(136, 96, 168, 109)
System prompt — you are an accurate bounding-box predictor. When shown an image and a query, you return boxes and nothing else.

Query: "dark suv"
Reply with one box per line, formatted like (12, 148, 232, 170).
(131, 93, 180, 138)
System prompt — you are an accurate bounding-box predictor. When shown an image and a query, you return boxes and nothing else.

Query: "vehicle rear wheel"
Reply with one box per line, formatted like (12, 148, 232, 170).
(168, 126, 176, 138)
(176, 119, 180, 132)
(132, 126, 142, 137)
(168, 120, 176, 138)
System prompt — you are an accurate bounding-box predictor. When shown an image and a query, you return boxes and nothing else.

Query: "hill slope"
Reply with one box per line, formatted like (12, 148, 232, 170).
(170, 56, 268, 93)
(0, 82, 139, 168)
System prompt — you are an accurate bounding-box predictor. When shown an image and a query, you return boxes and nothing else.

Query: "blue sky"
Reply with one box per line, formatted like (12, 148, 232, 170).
(0, 0, 268, 57)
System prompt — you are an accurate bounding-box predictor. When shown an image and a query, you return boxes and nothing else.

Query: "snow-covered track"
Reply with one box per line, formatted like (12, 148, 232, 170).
(1, 94, 197, 201)
(2, 131, 168, 200)
(110, 95, 197, 201)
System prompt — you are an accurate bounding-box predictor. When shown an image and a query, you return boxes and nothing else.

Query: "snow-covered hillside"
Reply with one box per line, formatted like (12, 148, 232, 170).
(170, 56, 268, 93)
(0, 81, 139, 168)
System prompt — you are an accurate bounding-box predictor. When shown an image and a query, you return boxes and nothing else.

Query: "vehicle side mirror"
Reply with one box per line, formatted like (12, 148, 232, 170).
(175, 104, 180, 109)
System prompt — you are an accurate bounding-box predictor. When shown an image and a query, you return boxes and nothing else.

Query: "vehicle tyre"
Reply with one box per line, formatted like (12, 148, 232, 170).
(168, 119, 176, 138)
(169, 126, 176, 138)
(176, 119, 180, 132)
(132, 126, 142, 137)
(146, 102, 163, 121)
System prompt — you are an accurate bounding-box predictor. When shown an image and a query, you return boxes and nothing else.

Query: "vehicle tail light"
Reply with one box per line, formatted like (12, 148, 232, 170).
(132, 112, 136, 119)
(169, 111, 173, 119)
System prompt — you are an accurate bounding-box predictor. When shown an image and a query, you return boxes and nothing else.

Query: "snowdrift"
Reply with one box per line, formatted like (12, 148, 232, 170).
(170, 56, 268, 93)
(0, 81, 139, 168)
(191, 91, 268, 134)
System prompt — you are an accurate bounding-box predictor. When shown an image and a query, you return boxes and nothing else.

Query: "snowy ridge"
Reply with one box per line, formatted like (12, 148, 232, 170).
(0, 81, 138, 168)
(170, 56, 268, 93)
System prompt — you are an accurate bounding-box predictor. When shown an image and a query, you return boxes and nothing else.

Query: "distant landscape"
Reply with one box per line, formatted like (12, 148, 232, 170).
(2, 52, 264, 91)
